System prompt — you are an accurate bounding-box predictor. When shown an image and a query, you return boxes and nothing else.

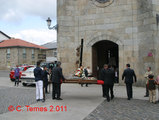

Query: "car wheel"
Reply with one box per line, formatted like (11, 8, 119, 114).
(22, 83, 27, 86)
(10, 79, 15, 82)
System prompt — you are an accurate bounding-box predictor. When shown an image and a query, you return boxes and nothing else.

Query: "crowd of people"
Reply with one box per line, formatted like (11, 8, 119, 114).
(34, 61, 65, 102)
(13, 61, 65, 102)
(100, 63, 159, 104)
(13, 61, 159, 104)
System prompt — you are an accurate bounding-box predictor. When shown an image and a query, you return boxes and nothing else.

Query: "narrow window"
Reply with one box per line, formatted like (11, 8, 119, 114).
(23, 48, 26, 59)
(32, 49, 35, 59)
(6, 48, 10, 59)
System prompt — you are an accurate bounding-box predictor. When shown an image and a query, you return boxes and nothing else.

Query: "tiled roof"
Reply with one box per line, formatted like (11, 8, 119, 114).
(0, 39, 47, 49)
(41, 42, 57, 49)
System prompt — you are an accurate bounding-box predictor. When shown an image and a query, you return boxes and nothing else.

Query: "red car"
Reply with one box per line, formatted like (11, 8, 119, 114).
(9, 65, 34, 81)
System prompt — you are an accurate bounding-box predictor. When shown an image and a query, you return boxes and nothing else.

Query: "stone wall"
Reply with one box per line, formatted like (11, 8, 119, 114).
(45, 49, 57, 62)
(17, 48, 46, 66)
(57, 0, 159, 86)
(136, 0, 159, 86)
(46, 49, 57, 57)
(0, 48, 8, 70)
(0, 47, 46, 70)
(153, 0, 159, 85)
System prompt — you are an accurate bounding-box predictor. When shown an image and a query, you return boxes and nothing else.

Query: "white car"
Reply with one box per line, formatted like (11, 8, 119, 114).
(21, 67, 43, 86)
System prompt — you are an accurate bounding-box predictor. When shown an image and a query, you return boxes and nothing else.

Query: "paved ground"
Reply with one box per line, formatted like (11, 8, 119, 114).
(0, 70, 9, 77)
(0, 84, 104, 120)
(0, 86, 36, 114)
(84, 98, 159, 120)
(0, 71, 159, 120)
(0, 74, 52, 114)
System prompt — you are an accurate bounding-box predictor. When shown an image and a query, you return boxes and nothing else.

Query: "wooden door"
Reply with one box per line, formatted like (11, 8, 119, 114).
(92, 46, 98, 77)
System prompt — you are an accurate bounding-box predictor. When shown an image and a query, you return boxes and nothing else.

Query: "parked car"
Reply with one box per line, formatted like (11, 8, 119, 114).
(21, 67, 43, 86)
(9, 65, 34, 81)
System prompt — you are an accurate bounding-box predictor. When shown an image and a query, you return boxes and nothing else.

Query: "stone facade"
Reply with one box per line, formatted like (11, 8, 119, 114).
(57, 0, 159, 86)
(0, 47, 46, 70)
(42, 42, 57, 62)
(46, 49, 57, 62)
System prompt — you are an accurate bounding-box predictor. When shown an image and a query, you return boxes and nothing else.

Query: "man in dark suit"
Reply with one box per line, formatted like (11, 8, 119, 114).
(100, 64, 115, 102)
(52, 62, 65, 100)
(100, 64, 108, 98)
(104, 65, 115, 102)
(122, 64, 137, 100)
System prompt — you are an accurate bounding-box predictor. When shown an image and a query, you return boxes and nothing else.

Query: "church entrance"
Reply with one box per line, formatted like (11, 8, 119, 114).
(92, 40, 119, 80)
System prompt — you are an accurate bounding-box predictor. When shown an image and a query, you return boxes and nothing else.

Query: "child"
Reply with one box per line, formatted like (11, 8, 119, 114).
(14, 65, 20, 87)
(148, 74, 156, 104)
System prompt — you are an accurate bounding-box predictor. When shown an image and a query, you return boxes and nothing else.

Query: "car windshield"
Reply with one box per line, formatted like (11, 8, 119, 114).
(25, 67, 35, 72)
(19, 67, 24, 71)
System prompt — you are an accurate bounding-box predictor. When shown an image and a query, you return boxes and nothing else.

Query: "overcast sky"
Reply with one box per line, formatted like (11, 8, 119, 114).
(0, 0, 57, 45)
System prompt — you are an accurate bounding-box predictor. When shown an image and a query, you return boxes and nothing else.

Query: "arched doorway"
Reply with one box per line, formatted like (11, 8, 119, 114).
(92, 40, 119, 80)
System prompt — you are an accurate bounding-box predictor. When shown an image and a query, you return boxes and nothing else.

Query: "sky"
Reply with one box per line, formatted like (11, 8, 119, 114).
(0, 0, 57, 45)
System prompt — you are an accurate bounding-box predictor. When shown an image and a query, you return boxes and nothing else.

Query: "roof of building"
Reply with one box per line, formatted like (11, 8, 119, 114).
(0, 31, 11, 39)
(0, 38, 47, 49)
(41, 42, 57, 49)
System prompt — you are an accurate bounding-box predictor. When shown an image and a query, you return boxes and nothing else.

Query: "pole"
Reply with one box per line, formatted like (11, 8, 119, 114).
(79, 39, 84, 67)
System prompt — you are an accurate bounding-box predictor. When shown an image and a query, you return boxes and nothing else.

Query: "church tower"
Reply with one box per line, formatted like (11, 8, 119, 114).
(57, 0, 159, 86)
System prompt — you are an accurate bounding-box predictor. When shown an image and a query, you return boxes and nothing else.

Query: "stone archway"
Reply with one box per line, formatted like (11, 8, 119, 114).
(86, 34, 123, 47)
(86, 34, 124, 84)
(92, 40, 119, 80)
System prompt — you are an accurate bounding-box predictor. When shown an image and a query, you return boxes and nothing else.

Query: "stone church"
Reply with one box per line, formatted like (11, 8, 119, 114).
(57, 0, 159, 86)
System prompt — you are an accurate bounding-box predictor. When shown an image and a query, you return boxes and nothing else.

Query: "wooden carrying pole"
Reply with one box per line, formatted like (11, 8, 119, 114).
(63, 79, 97, 84)
(79, 39, 84, 67)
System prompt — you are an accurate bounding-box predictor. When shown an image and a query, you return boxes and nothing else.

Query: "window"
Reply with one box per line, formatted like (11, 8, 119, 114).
(54, 52, 57, 57)
(32, 49, 34, 54)
(6, 48, 10, 59)
(23, 48, 26, 59)
(32, 49, 35, 59)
